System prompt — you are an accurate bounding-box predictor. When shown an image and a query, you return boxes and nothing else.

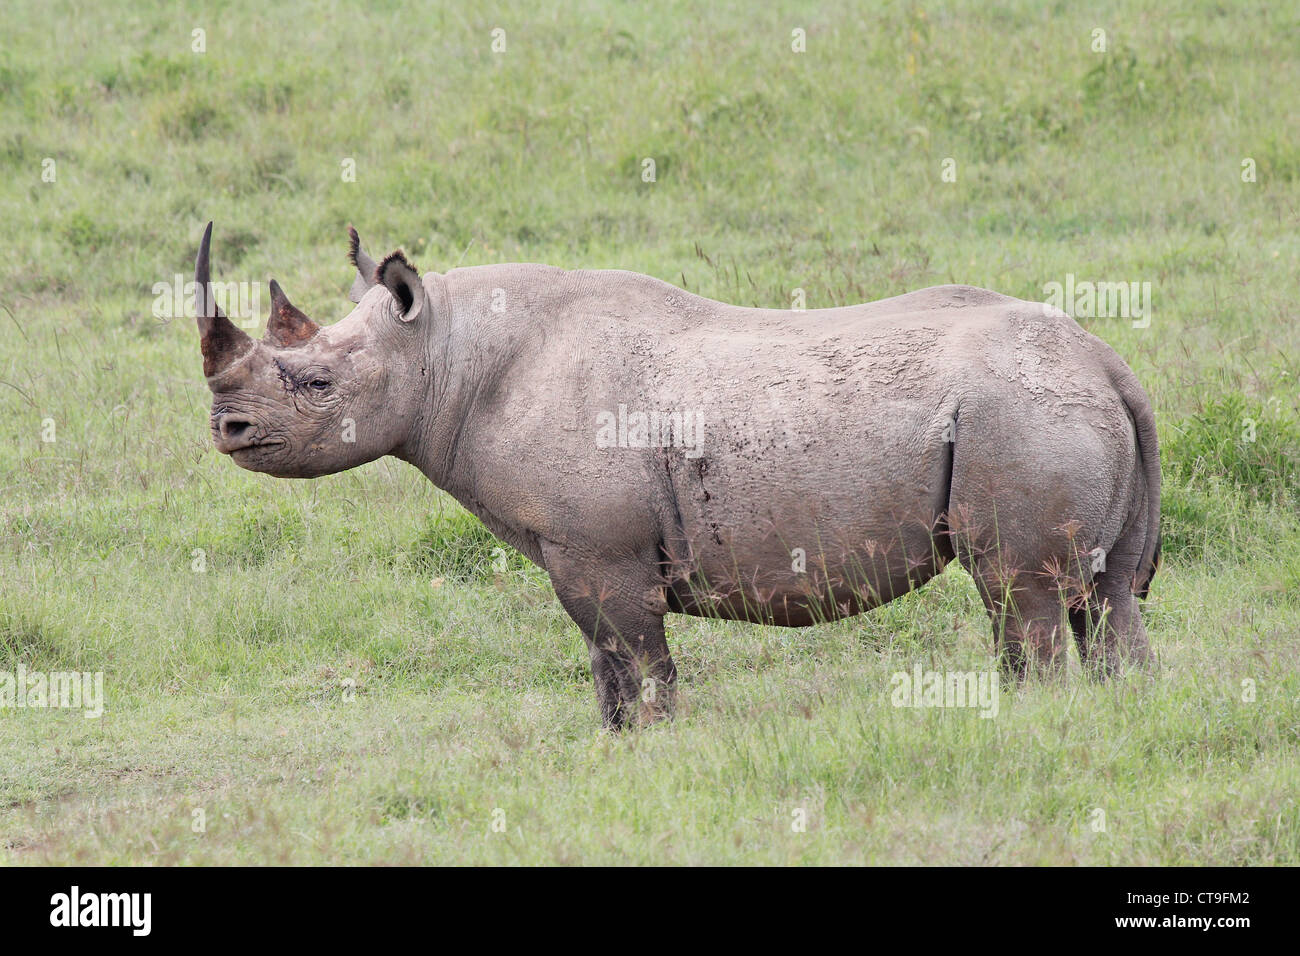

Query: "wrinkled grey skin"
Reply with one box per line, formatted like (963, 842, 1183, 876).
(196, 223, 1160, 729)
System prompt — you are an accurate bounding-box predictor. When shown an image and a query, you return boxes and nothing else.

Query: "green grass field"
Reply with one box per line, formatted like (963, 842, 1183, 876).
(1, 0, 1298, 864)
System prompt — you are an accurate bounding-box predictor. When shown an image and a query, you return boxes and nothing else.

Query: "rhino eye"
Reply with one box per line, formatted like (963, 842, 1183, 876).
(308, 378, 331, 391)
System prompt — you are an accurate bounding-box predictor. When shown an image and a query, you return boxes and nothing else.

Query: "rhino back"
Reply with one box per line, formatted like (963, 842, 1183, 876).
(435, 268, 1134, 614)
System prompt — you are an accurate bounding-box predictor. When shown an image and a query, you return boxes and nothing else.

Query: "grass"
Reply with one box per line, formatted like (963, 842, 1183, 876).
(1, 0, 1298, 864)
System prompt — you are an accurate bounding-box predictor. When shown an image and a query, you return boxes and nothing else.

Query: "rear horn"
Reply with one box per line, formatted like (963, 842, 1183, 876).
(264, 279, 320, 348)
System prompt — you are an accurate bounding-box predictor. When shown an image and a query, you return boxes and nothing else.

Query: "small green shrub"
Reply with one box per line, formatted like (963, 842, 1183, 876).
(1163, 393, 1300, 500)
(0, 604, 67, 669)
(1159, 480, 1244, 562)
(223, 501, 309, 567)
(404, 508, 532, 581)
(61, 211, 111, 253)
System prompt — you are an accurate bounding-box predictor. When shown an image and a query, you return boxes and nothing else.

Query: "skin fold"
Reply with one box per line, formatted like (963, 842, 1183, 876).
(195, 223, 1161, 730)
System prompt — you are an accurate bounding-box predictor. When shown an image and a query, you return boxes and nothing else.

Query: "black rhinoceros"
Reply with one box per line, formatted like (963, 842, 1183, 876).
(193, 223, 1160, 729)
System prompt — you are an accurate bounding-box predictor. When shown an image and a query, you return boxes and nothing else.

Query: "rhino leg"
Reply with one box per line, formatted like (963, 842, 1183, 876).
(1069, 510, 1155, 675)
(967, 561, 1069, 678)
(945, 407, 1098, 680)
(540, 540, 677, 731)
(1070, 594, 1153, 677)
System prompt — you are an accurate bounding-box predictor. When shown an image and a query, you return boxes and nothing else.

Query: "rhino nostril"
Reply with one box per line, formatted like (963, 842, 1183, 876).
(218, 416, 254, 442)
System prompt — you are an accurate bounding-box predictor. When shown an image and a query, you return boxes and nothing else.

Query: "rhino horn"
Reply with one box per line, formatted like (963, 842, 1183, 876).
(347, 225, 378, 303)
(265, 279, 320, 348)
(194, 221, 254, 377)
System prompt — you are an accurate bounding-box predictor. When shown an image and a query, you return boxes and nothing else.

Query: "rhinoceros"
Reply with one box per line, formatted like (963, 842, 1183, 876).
(193, 222, 1160, 729)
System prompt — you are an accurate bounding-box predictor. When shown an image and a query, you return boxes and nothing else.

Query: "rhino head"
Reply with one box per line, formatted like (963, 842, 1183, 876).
(194, 222, 434, 478)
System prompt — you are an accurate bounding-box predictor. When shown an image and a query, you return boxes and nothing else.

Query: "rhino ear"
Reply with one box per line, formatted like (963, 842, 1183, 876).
(376, 250, 425, 323)
(347, 226, 378, 304)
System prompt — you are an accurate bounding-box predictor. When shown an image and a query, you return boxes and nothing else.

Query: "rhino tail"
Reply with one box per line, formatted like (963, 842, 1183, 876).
(1105, 351, 1162, 598)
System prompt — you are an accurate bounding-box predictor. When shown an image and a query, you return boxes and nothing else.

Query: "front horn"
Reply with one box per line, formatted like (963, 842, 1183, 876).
(194, 221, 254, 377)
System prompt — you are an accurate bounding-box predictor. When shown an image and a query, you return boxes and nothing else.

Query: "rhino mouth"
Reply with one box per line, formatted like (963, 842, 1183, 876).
(224, 438, 286, 457)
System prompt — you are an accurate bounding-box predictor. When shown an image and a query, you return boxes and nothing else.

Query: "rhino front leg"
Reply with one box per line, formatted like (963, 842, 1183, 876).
(540, 540, 677, 730)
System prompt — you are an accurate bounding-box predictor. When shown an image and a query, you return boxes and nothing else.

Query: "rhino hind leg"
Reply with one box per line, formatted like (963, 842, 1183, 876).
(945, 413, 1105, 679)
(1068, 510, 1155, 675)
(965, 556, 1070, 679)
(540, 540, 678, 731)
(1069, 593, 1153, 678)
